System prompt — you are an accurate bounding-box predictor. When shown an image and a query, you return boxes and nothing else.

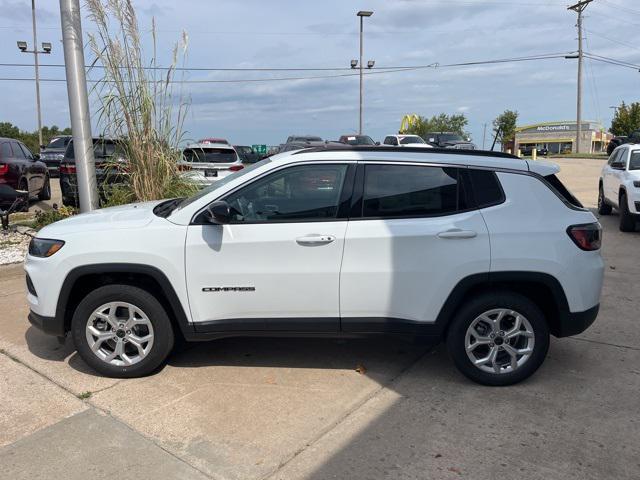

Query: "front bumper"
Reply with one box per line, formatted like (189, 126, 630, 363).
(28, 310, 65, 337)
(555, 303, 599, 337)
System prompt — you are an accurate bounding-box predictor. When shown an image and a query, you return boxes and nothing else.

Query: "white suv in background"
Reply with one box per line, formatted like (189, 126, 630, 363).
(598, 144, 640, 232)
(179, 142, 244, 187)
(25, 146, 603, 386)
(382, 135, 433, 148)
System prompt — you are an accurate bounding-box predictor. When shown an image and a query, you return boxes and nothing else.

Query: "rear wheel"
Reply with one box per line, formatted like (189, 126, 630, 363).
(38, 176, 51, 201)
(597, 184, 612, 215)
(619, 192, 636, 232)
(18, 179, 29, 212)
(446, 292, 550, 386)
(72, 285, 175, 378)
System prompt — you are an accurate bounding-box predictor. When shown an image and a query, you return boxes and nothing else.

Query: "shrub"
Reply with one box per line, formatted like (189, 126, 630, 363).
(33, 206, 78, 229)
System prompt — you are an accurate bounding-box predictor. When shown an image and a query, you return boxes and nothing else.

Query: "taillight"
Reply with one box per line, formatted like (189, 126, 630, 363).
(0, 164, 8, 176)
(567, 223, 601, 251)
(60, 164, 76, 174)
(229, 165, 244, 172)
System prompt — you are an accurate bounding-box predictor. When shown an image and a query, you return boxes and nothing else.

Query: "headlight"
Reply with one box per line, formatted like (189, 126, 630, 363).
(28, 238, 65, 257)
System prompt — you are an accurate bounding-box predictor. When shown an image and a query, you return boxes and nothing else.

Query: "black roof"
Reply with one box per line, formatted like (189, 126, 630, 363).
(292, 144, 519, 159)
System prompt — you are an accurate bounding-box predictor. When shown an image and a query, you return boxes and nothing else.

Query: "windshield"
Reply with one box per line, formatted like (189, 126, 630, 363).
(183, 147, 238, 163)
(399, 136, 425, 145)
(289, 136, 322, 143)
(343, 135, 375, 145)
(64, 140, 118, 160)
(630, 151, 640, 170)
(174, 158, 272, 212)
(439, 134, 465, 143)
(46, 136, 71, 149)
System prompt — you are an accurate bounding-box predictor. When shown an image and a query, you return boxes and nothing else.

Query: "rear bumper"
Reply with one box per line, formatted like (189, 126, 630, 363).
(28, 310, 65, 337)
(555, 304, 599, 337)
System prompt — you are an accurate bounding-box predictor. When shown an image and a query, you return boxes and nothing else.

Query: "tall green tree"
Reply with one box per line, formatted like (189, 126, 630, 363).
(611, 102, 640, 136)
(492, 110, 519, 150)
(401, 113, 470, 138)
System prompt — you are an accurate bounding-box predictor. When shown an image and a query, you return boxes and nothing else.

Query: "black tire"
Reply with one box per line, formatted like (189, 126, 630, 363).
(18, 179, 30, 212)
(38, 176, 51, 201)
(619, 192, 636, 232)
(71, 284, 175, 378)
(597, 183, 612, 215)
(446, 291, 550, 386)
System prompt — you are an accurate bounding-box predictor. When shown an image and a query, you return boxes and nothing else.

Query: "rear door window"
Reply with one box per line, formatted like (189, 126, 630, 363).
(362, 164, 467, 218)
(10, 142, 25, 159)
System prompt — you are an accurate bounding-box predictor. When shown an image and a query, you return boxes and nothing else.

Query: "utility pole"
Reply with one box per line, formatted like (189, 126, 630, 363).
(568, 0, 592, 154)
(59, 0, 98, 212)
(482, 123, 487, 150)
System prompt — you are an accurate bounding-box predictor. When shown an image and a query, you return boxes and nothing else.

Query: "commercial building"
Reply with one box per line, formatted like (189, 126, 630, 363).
(514, 121, 612, 154)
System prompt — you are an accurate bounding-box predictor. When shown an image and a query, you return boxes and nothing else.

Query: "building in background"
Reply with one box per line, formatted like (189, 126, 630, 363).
(514, 121, 612, 154)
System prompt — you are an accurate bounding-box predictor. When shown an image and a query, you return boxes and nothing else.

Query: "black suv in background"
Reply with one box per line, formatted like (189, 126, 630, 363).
(425, 132, 476, 150)
(60, 138, 126, 207)
(39, 135, 72, 177)
(338, 134, 377, 145)
(0, 137, 50, 210)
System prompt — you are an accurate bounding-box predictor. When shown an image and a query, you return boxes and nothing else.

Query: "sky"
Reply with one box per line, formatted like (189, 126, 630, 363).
(1, 0, 639, 147)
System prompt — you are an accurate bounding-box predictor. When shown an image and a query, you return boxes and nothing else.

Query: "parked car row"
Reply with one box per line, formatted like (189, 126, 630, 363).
(599, 142, 640, 232)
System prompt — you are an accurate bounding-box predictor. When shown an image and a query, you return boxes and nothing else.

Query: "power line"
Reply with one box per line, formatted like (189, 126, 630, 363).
(583, 52, 640, 70)
(597, 0, 640, 17)
(0, 52, 573, 73)
(583, 28, 640, 52)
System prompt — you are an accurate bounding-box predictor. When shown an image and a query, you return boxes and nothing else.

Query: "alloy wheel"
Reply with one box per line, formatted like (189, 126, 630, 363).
(465, 308, 535, 374)
(85, 301, 155, 366)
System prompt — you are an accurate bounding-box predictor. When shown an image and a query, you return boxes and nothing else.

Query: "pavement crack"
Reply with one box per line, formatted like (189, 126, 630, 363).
(568, 336, 640, 351)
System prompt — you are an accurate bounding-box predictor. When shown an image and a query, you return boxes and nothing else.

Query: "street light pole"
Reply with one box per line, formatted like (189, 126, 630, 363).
(59, 0, 99, 212)
(31, 0, 43, 148)
(356, 10, 373, 135)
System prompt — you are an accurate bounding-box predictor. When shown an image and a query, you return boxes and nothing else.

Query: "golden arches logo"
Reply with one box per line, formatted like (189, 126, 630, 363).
(399, 114, 420, 133)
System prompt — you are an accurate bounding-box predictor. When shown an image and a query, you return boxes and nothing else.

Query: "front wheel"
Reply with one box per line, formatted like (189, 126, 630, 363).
(72, 285, 175, 378)
(446, 292, 550, 386)
(619, 193, 636, 232)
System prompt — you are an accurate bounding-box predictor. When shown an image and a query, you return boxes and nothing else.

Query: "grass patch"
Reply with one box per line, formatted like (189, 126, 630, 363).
(77, 391, 92, 400)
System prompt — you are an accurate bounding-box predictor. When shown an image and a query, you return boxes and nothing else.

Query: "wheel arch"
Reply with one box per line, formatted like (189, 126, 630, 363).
(56, 263, 193, 338)
(435, 271, 570, 338)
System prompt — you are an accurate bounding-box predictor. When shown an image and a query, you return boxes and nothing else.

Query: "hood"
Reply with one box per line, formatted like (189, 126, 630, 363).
(403, 143, 433, 148)
(37, 200, 163, 237)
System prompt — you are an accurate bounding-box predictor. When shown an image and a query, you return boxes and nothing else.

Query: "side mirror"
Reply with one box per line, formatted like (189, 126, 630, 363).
(375, 141, 380, 145)
(205, 200, 231, 224)
(33, 154, 40, 161)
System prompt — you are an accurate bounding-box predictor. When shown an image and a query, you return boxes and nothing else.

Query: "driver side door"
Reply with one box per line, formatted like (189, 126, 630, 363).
(185, 162, 355, 332)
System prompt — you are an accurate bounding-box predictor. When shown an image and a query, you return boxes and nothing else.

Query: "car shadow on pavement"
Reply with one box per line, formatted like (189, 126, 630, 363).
(24, 326, 102, 376)
(167, 336, 436, 384)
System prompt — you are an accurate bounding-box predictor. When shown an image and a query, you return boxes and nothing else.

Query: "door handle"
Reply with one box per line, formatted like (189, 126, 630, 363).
(437, 229, 477, 239)
(296, 234, 335, 246)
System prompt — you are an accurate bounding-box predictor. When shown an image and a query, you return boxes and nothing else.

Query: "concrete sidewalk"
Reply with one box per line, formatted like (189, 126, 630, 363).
(1, 158, 639, 479)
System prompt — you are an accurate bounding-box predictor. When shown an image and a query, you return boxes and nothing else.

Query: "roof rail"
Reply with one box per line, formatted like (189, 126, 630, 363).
(292, 145, 520, 159)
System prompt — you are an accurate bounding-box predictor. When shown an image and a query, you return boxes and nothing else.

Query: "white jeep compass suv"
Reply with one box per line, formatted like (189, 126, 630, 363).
(25, 146, 604, 386)
(598, 143, 640, 232)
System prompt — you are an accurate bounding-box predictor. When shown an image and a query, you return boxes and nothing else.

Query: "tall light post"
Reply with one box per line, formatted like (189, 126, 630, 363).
(17, 0, 51, 149)
(355, 10, 373, 135)
(568, 0, 592, 154)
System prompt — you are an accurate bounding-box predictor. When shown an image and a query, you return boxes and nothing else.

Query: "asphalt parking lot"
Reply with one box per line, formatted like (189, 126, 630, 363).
(1, 157, 638, 480)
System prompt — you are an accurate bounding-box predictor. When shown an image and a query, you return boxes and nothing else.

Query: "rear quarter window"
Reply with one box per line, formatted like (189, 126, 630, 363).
(466, 169, 505, 208)
(543, 174, 584, 209)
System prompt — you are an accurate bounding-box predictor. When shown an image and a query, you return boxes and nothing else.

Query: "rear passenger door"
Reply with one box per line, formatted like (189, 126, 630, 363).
(339, 163, 492, 333)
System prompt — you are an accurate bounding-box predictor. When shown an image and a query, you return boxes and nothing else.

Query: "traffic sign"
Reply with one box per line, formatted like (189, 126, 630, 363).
(252, 144, 267, 155)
